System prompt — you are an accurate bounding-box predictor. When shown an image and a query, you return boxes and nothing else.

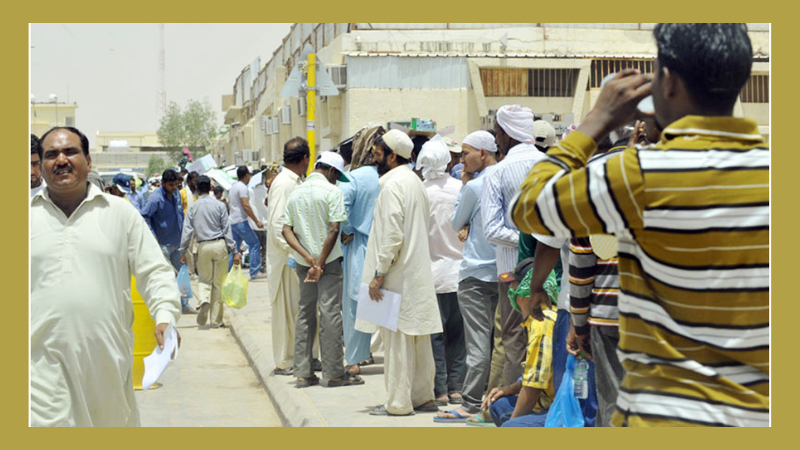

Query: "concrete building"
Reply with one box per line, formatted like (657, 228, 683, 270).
(211, 23, 770, 166)
(30, 101, 78, 138)
(91, 131, 172, 173)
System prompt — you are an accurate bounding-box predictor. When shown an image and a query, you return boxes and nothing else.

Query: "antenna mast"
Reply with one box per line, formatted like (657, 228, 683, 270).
(156, 23, 166, 118)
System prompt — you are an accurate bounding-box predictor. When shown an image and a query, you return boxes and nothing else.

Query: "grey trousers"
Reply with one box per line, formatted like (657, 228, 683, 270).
(294, 258, 345, 381)
(457, 278, 499, 414)
(498, 280, 527, 385)
(591, 326, 623, 427)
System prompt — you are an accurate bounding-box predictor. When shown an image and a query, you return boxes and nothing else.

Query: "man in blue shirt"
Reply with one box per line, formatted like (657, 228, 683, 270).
(435, 130, 500, 424)
(141, 168, 187, 311)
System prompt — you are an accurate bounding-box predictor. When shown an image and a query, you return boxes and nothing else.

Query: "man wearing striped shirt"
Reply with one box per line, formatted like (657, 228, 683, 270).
(510, 23, 768, 426)
(567, 236, 622, 427)
(481, 105, 549, 386)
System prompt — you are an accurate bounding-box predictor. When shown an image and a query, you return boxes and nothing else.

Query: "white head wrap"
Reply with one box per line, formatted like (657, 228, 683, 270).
(416, 138, 450, 181)
(462, 130, 497, 153)
(496, 105, 534, 144)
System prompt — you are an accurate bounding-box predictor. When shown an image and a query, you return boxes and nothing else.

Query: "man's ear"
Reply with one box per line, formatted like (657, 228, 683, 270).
(661, 66, 679, 99)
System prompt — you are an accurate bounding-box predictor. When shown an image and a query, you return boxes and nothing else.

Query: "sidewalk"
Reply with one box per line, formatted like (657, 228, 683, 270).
(224, 277, 467, 427)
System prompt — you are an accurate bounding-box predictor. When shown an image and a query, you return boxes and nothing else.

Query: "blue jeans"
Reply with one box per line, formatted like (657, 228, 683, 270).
(161, 244, 188, 308)
(229, 221, 261, 279)
(489, 396, 548, 427)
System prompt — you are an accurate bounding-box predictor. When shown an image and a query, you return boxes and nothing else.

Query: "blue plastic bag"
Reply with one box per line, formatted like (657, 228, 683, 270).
(177, 264, 192, 298)
(545, 354, 585, 427)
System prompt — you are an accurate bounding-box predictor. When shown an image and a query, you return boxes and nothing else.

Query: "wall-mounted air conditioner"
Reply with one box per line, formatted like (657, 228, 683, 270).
(329, 65, 347, 89)
(297, 97, 307, 117)
(281, 107, 292, 125)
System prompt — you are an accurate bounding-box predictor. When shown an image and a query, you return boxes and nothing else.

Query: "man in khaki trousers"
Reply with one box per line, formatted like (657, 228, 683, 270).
(180, 175, 240, 328)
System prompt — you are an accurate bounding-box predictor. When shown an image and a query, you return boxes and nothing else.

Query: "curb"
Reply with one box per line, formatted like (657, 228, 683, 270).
(226, 306, 327, 427)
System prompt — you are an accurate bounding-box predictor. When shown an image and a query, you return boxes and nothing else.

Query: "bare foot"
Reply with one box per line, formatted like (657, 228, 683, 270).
(436, 407, 474, 419)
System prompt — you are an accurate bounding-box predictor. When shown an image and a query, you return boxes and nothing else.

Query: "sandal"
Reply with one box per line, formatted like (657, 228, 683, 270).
(448, 392, 463, 405)
(358, 354, 375, 367)
(465, 412, 495, 427)
(274, 367, 294, 376)
(295, 376, 320, 389)
(434, 395, 449, 407)
(413, 401, 440, 413)
(326, 374, 365, 387)
(370, 405, 414, 416)
(346, 364, 361, 376)
(433, 409, 473, 423)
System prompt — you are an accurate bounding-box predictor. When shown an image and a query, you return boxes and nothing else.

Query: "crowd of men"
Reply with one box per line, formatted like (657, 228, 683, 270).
(30, 23, 768, 427)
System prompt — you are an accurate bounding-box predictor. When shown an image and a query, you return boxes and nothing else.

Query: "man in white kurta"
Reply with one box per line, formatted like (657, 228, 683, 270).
(356, 130, 443, 416)
(31, 127, 181, 427)
(266, 138, 311, 374)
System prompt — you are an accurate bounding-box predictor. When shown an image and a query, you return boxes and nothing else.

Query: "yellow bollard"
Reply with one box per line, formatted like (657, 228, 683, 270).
(131, 276, 160, 390)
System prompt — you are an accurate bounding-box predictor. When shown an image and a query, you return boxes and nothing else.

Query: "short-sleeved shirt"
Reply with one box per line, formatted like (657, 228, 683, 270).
(521, 305, 557, 413)
(228, 181, 250, 225)
(284, 172, 348, 266)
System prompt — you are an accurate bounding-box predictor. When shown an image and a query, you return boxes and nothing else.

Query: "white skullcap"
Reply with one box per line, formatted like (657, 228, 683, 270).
(416, 139, 450, 181)
(462, 130, 497, 153)
(496, 105, 534, 144)
(533, 120, 556, 148)
(382, 129, 414, 160)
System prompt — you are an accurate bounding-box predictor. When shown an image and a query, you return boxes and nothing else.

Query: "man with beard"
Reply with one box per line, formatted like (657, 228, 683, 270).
(357, 129, 442, 416)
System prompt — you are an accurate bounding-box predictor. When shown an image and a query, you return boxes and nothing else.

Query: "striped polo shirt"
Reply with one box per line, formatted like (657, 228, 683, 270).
(283, 172, 348, 266)
(510, 116, 769, 427)
(568, 237, 619, 335)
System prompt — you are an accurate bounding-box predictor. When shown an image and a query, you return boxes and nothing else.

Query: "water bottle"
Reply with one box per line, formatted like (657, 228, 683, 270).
(574, 357, 589, 400)
(288, 256, 297, 270)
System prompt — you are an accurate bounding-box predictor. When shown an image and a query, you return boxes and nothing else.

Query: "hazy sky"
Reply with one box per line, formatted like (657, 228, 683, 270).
(30, 23, 293, 148)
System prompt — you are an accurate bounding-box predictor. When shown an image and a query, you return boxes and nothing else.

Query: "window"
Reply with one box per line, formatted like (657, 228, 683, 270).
(740, 75, 769, 103)
(480, 68, 578, 97)
(65, 116, 75, 127)
(589, 59, 655, 89)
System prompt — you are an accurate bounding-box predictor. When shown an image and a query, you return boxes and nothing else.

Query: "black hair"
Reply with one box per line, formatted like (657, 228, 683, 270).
(196, 179, 212, 194)
(284, 137, 310, 164)
(162, 169, 179, 182)
(187, 171, 199, 182)
(39, 127, 90, 158)
(411, 135, 428, 159)
(654, 23, 752, 112)
(236, 165, 249, 179)
(316, 162, 333, 172)
(31, 134, 40, 157)
(213, 185, 224, 196)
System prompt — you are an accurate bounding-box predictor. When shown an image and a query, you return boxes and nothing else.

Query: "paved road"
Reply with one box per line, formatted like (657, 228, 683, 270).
(135, 297, 283, 427)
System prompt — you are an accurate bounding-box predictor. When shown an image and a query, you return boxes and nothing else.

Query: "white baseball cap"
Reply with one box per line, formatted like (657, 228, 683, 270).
(316, 151, 350, 182)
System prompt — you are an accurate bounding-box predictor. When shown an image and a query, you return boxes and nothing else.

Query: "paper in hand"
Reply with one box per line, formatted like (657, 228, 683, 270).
(142, 324, 179, 391)
(356, 283, 402, 332)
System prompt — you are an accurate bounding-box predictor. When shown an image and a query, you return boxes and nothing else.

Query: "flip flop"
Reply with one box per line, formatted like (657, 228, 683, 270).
(295, 376, 320, 389)
(465, 414, 495, 427)
(433, 409, 472, 423)
(326, 374, 365, 387)
(370, 405, 414, 416)
(413, 402, 440, 413)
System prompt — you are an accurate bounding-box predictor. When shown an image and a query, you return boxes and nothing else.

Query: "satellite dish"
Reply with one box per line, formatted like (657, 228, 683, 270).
(49, 93, 58, 102)
(438, 125, 455, 136)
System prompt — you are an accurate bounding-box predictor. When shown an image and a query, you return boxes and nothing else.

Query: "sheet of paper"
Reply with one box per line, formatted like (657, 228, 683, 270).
(356, 283, 402, 332)
(142, 324, 179, 391)
(186, 154, 218, 175)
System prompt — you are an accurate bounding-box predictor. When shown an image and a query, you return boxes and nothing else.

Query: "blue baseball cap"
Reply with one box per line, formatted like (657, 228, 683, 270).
(112, 173, 132, 194)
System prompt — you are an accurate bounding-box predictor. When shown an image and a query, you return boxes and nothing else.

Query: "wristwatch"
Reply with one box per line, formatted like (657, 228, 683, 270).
(374, 270, 387, 278)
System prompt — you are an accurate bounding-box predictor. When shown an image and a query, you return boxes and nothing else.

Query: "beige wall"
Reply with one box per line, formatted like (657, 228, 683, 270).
(30, 103, 78, 137)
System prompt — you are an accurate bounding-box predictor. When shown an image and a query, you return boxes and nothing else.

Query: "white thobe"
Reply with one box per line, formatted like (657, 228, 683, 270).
(30, 184, 180, 427)
(423, 176, 464, 294)
(356, 165, 441, 415)
(266, 169, 302, 369)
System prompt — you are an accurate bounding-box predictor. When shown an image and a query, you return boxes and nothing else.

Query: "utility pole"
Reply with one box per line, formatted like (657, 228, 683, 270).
(280, 43, 339, 176)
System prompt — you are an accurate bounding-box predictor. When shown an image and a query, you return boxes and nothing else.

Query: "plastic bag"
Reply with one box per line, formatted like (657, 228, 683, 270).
(222, 264, 248, 309)
(177, 264, 192, 298)
(545, 354, 585, 427)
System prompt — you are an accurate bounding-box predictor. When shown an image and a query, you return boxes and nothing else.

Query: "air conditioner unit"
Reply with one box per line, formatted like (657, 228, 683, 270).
(329, 65, 347, 89)
(259, 116, 268, 131)
(281, 107, 292, 125)
(265, 119, 273, 135)
(297, 97, 307, 117)
(272, 116, 280, 132)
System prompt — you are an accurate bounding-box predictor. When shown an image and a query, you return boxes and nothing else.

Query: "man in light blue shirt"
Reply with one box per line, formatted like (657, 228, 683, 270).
(338, 162, 380, 376)
(435, 131, 500, 423)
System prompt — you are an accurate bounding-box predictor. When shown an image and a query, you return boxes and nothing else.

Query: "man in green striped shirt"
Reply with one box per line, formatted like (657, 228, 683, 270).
(283, 152, 364, 388)
(510, 23, 768, 426)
